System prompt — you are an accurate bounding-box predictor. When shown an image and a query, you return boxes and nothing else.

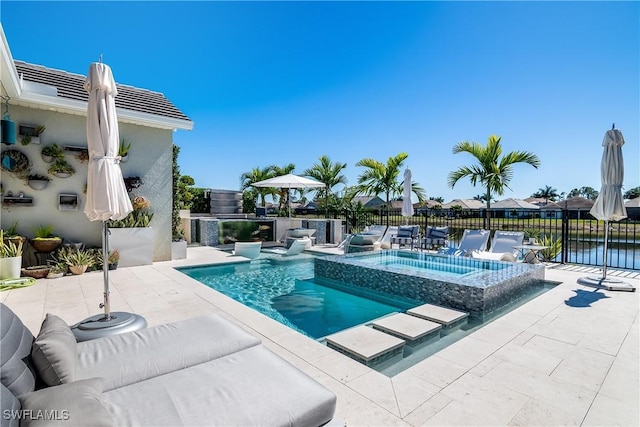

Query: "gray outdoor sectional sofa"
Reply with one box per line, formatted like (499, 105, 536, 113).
(0, 303, 337, 426)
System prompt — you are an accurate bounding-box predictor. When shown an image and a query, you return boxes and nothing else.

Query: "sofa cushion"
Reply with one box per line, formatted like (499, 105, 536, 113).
(427, 226, 448, 240)
(1, 303, 36, 398)
(31, 314, 77, 386)
(75, 313, 261, 391)
(19, 378, 113, 427)
(102, 345, 336, 427)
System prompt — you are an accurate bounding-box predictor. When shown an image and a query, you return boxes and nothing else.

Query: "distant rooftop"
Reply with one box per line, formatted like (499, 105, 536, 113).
(15, 60, 191, 122)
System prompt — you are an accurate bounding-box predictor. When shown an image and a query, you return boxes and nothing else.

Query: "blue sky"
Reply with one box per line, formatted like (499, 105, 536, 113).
(2, 1, 638, 203)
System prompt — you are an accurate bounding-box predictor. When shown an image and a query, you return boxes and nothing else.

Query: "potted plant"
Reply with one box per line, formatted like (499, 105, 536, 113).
(0, 230, 23, 280)
(118, 138, 131, 163)
(47, 158, 75, 178)
(29, 224, 62, 254)
(98, 249, 120, 270)
(20, 134, 32, 146)
(46, 261, 67, 279)
(41, 143, 64, 163)
(2, 221, 26, 248)
(58, 247, 95, 275)
(27, 173, 51, 190)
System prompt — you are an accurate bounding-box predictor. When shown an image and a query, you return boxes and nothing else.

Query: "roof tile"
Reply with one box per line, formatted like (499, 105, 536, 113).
(15, 61, 190, 122)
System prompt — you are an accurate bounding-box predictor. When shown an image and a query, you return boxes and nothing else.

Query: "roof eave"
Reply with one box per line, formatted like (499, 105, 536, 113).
(15, 91, 193, 131)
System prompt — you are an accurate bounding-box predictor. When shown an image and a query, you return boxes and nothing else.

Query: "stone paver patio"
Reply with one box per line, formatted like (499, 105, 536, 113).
(2, 246, 638, 426)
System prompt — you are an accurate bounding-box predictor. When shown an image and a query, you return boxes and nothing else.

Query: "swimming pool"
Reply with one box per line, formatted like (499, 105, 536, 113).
(178, 251, 553, 376)
(178, 256, 419, 339)
(315, 250, 546, 319)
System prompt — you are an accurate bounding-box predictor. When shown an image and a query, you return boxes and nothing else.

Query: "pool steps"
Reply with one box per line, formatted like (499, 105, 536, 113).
(325, 303, 469, 366)
(407, 303, 469, 330)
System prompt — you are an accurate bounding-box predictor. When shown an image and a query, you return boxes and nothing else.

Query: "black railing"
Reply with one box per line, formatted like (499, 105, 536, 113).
(339, 208, 639, 270)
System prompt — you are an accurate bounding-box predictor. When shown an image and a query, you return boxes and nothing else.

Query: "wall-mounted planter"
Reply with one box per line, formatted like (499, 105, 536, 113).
(108, 227, 153, 267)
(41, 154, 54, 163)
(58, 193, 79, 211)
(2, 196, 33, 206)
(28, 179, 50, 190)
(53, 172, 72, 178)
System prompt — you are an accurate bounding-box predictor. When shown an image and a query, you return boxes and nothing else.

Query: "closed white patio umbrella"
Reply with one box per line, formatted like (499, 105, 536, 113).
(578, 126, 635, 291)
(402, 167, 414, 223)
(252, 174, 325, 217)
(72, 61, 147, 340)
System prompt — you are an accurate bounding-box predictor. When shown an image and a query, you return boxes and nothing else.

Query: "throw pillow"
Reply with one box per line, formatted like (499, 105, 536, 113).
(19, 378, 113, 427)
(31, 314, 77, 386)
(397, 226, 413, 238)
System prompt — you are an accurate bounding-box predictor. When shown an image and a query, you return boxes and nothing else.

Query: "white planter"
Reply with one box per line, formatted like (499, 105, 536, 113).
(0, 256, 22, 280)
(171, 240, 187, 260)
(108, 227, 153, 267)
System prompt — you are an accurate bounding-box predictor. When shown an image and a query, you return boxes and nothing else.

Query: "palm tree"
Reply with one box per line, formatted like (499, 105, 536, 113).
(356, 152, 426, 226)
(270, 163, 296, 211)
(448, 135, 540, 229)
(532, 185, 559, 204)
(303, 155, 348, 217)
(240, 166, 274, 207)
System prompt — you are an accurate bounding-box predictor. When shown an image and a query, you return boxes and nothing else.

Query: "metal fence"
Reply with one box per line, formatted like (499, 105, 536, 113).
(338, 208, 639, 270)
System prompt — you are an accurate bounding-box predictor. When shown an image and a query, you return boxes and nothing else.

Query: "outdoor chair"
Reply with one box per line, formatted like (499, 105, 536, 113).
(391, 225, 420, 250)
(470, 231, 524, 262)
(439, 229, 490, 256)
(263, 238, 310, 256)
(233, 241, 262, 259)
(422, 226, 449, 250)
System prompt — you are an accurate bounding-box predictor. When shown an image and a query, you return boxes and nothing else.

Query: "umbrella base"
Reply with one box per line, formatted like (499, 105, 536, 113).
(71, 312, 147, 342)
(577, 276, 636, 292)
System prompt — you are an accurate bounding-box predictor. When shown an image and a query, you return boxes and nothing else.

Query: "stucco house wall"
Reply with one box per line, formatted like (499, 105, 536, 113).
(0, 23, 191, 263)
(1, 101, 175, 262)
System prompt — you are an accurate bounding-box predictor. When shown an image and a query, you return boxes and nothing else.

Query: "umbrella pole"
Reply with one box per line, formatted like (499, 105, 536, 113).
(602, 220, 609, 280)
(102, 221, 111, 320)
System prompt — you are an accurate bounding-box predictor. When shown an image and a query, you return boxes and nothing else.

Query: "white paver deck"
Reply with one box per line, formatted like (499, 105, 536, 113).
(2, 246, 638, 426)
(326, 325, 405, 361)
(371, 312, 441, 341)
(407, 303, 469, 326)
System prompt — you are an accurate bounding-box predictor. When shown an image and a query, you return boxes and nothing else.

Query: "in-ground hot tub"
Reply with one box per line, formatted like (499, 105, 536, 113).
(314, 250, 545, 320)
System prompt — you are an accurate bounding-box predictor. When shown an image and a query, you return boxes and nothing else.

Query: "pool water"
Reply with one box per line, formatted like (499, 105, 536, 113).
(179, 256, 415, 339)
(352, 250, 508, 277)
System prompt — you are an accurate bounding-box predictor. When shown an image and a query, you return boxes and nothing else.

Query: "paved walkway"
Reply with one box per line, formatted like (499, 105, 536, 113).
(2, 247, 638, 426)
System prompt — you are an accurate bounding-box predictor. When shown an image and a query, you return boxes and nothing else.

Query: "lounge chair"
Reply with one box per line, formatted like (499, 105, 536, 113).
(470, 231, 524, 262)
(0, 303, 338, 427)
(233, 241, 262, 259)
(263, 238, 310, 256)
(439, 229, 490, 256)
(421, 226, 449, 250)
(390, 225, 420, 250)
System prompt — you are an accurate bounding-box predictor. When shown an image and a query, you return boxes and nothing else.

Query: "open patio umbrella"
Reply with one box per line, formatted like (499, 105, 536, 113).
(252, 174, 325, 217)
(578, 126, 635, 291)
(72, 62, 147, 340)
(402, 167, 414, 223)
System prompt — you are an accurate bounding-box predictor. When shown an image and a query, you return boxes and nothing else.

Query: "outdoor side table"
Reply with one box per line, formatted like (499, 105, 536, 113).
(513, 244, 549, 264)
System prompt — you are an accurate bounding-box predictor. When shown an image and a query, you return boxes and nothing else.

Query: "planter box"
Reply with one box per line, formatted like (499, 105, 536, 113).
(108, 227, 153, 267)
(171, 240, 187, 260)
